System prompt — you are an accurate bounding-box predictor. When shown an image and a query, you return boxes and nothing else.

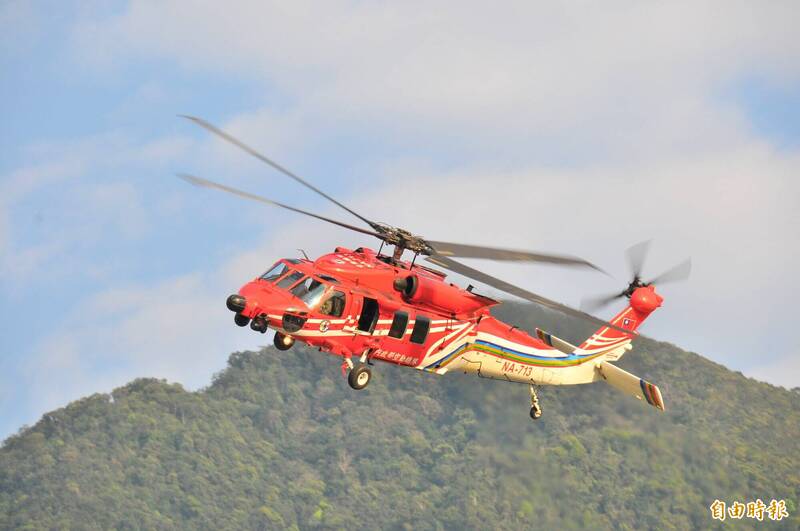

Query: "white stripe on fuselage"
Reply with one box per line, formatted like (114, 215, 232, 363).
(473, 332, 565, 357)
(419, 322, 474, 366)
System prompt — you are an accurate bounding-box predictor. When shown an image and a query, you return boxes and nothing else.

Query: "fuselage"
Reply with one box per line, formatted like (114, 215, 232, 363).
(231, 247, 651, 386)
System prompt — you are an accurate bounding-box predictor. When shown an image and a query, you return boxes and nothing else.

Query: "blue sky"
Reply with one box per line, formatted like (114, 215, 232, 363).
(2, 1, 799, 439)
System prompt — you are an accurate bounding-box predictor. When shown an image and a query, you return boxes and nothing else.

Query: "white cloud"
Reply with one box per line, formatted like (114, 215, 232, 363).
(0, 131, 195, 290)
(0, 2, 41, 59)
(25, 273, 237, 417)
(70, 1, 800, 155)
(0, 153, 91, 288)
(748, 343, 800, 390)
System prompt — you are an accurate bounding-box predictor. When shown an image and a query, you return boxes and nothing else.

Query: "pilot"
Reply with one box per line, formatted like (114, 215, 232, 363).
(320, 297, 334, 315)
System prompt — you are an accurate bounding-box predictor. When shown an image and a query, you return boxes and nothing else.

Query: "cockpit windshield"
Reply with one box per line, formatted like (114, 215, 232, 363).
(290, 277, 328, 308)
(276, 271, 304, 289)
(260, 262, 289, 282)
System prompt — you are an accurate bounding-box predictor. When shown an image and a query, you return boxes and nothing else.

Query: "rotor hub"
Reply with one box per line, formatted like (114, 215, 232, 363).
(372, 223, 432, 255)
(623, 276, 646, 298)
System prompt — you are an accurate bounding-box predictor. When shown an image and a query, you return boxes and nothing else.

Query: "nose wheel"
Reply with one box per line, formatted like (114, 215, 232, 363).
(529, 385, 542, 420)
(348, 363, 372, 390)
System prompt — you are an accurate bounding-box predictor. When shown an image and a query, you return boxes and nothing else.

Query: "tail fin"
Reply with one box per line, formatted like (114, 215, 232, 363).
(597, 361, 665, 411)
(578, 285, 663, 360)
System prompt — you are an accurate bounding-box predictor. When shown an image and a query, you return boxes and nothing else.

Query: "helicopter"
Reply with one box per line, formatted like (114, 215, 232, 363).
(179, 116, 691, 420)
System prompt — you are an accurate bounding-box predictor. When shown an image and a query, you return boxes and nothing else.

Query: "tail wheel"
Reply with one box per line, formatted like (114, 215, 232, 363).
(348, 363, 372, 390)
(529, 385, 542, 420)
(234, 313, 250, 327)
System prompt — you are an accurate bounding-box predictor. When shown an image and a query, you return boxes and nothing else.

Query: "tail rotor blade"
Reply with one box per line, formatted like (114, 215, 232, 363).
(647, 258, 692, 286)
(625, 240, 651, 279)
(580, 292, 625, 313)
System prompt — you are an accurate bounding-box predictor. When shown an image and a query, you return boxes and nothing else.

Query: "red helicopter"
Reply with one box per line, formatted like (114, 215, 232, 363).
(180, 116, 691, 420)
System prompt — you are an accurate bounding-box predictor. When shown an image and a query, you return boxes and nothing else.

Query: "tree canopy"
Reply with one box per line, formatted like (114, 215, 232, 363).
(2, 303, 798, 530)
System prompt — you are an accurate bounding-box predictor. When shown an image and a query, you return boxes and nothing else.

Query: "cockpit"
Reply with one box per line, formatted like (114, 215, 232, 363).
(289, 276, 346, 316)
(259, 259, 301, 282)
(258, 261, 346, 317)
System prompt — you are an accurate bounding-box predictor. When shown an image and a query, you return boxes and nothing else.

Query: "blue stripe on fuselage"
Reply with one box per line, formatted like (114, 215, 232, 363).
(473, 339, 598, 362)
(424, 343, 469, 370)
(425, 338, 600, 370)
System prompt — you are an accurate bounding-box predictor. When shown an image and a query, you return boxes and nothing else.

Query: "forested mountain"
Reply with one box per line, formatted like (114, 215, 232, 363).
(2, 303, 798, 530)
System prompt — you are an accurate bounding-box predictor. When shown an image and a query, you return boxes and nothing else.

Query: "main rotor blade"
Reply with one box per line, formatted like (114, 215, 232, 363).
(626, 240, 651, 278)
(425, 254, 629, 334)
(426, 240, 606, 272)
(580, 292, 625, 313)
(177, 174, 383, 239)
(181, 115, 378, 230)
(647, 258, 692, 286)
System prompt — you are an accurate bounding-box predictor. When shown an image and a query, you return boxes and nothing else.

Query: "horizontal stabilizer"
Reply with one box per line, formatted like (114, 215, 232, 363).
(597, 361, 665, 411)
(536, 328, 578, 355)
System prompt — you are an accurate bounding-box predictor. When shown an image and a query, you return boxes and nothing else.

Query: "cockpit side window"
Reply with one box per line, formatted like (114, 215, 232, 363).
(319, 291, 346, 317)
(291, 277, 328, 308)
(291, 277, 320, 298)
(276, 271, 304, 289)
(260, 262, 289, 282)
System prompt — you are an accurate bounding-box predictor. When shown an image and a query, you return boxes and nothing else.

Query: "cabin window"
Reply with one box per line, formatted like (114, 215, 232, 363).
(357, 298, 379, 333)
(319, 291, 346, 317)
(276, 271, 304, 289)
(410, 315, 431, 344)
(260, 262, 289, 282)
(388, 311, 409, 339)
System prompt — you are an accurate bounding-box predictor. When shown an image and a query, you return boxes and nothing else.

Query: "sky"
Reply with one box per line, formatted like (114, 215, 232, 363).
(1, 1, 799, 439)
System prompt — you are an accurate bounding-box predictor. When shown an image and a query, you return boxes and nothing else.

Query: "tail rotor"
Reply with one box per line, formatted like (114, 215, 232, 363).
(581, 241, 691, 313)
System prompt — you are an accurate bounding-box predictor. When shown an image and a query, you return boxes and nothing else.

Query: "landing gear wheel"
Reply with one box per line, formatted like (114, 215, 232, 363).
(529, 384, 542, 420)
(274, 332, 294, 351)
(234, 313, 250, 327)
(348, 363, 372, 390)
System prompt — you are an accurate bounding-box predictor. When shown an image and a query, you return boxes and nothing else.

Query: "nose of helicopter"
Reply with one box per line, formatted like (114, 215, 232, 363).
(226, 294, 246, 312)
